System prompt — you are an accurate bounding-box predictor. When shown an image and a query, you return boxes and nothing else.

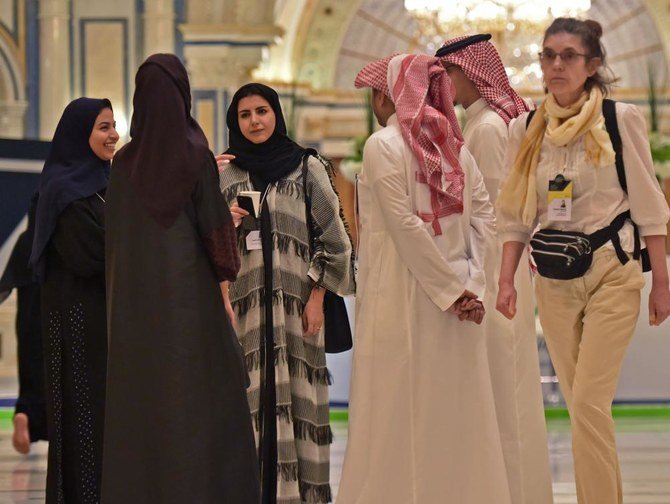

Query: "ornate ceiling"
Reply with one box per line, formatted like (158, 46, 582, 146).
(268, 0, 670, 96)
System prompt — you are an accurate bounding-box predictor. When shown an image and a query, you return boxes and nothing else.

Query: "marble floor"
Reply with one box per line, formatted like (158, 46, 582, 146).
(330, 416, 670, 503)
(0, 414, 667, 503)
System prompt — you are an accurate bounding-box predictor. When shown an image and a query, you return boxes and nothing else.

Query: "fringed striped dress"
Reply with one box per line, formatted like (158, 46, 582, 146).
(220, 155, 354, 503)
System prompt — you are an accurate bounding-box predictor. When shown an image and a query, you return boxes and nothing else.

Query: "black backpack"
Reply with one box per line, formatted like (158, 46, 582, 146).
(526, 99, 651, 272)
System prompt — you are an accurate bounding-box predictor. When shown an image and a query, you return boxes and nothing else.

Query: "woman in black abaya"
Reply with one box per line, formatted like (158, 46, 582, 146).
(102, 54, 259, 504)
(30, 97, 118, 503)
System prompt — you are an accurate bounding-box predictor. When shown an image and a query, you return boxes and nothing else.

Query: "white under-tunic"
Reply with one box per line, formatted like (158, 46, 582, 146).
(463, 98, 554, 504)
(338, 114, 510, 504)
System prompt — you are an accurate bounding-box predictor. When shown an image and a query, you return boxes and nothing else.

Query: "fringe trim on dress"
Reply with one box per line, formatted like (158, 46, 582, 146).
(300, 482, 333, 504)
(275, 233, 310, 262)
(275, 179, 304, 200)
(293, 418, 333, 445)
(250, 410, 333, 446)
(234, 289, 304, 318)
(221, 181, 250, 204)
(278, 461, 300, 482)
(244, 349, 331, 386)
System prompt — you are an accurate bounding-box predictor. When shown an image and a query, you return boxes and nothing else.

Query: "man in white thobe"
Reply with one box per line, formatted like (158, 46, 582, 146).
(338, 54, 511, 504)
(437, 34, 554, 504)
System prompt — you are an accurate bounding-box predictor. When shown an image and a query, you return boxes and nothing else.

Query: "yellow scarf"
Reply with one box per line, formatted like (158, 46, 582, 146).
(497, 87, 616, 228)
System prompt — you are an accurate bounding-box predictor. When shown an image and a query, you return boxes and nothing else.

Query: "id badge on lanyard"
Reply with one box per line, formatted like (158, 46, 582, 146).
(547, 174, 573, 221)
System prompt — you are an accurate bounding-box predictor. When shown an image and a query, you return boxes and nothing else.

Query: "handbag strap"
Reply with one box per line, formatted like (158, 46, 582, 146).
(301, 150, 316, 255)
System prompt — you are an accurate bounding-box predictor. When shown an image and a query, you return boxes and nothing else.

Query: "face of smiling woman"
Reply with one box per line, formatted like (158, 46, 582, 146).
(88, 108, 119, 161)
(237, 94, 277, 144)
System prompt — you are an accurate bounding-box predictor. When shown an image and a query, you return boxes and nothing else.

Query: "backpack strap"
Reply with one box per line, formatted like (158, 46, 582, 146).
(301, 149, 318, 253)
(602, 98, 651, 271)
(603, 99, 626, 191)
(525, 109, 536, 129)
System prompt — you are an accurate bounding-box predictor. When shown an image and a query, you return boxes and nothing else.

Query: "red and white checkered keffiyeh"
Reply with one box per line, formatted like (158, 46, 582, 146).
(438, 35, 531, 124)
(355, 54, 465, 234)
(354, 53, 398, 97)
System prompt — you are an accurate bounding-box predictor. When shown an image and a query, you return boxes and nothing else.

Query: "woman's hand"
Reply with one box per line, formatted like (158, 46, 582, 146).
(302, 286, 325, 338)
(496, 241, 524, 319)
(220, 281, 237, 329)
(645, 235, 670, 326)
(215, 153, 235, 173)
(225, 299, 237, 330)
(230, 201, 249, 228)
(496, 281, 517, 320)
(649, 285, 670, 326)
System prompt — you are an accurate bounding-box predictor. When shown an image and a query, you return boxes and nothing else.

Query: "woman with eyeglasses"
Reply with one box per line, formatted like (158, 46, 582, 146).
(496, 17, 670, 504)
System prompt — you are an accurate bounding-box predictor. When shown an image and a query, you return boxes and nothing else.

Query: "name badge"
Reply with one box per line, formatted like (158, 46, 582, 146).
(547, 174, 573, 221)
(245, 230, 262, 251)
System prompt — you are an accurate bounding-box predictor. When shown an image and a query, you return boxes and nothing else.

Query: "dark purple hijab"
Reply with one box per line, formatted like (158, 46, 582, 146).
(112, 53, 212, 228)
(29, 97, 112, 281)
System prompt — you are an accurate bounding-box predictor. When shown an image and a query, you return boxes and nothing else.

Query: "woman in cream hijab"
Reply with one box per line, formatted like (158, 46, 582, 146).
(496, 17, 670, 504)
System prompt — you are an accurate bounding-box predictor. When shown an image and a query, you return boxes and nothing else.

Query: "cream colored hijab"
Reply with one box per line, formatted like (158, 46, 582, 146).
(497, 87, 616, 227)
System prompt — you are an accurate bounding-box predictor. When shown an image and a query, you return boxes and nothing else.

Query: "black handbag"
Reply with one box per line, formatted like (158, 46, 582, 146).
(302, 153, 353, 353)
(530, 229, 593, 280)
(530, 210, 637, 280)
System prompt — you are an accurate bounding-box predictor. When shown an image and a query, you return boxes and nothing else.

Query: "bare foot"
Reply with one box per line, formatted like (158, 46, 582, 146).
(12, 413, 30, 455)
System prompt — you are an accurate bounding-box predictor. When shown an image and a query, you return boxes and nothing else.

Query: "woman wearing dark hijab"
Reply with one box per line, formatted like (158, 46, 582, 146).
(29, 97, 119, 503)
(102, 54, 259, 504)
(219, 83, 354, 503)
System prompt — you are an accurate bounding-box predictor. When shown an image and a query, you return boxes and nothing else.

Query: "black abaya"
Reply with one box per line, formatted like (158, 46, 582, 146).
(40, 193, 107, 503)
(102, 159, 260, 504)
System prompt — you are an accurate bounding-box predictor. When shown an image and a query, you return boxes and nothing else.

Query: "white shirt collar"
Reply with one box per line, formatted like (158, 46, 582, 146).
(465, 98, 488, 121)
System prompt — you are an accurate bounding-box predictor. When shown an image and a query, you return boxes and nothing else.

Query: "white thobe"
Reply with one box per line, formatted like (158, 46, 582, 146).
(463, 98, 553, 504)
(338, 114, 510, 504)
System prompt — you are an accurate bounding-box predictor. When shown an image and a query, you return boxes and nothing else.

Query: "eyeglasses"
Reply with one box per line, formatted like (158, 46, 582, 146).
(538, 49, 590, 64)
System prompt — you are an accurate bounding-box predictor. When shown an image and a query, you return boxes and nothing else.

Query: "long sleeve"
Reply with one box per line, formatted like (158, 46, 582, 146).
(193, 155, 240, 282)
(618, 103, 670, 236)
(498, 113, 537, 244)
(51, 198, 105, 278)
(465, 122, 507, 205)
(305, 157, 355, 296)
(365, 134, 466, 311)
(463, 152, 496, 298)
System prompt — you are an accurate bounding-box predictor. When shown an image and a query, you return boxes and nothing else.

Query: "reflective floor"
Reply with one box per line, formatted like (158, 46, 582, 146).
(330, 417, 670, 503)
(0, 416, 668, 503)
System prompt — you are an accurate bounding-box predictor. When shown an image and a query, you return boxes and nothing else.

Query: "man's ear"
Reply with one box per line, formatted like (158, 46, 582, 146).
(387, 95, 396, 113)
(381, 92, 394, 111)
(372, 89, 384, 107)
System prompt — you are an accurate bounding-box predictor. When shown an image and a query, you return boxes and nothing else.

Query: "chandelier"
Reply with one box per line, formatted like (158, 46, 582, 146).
(405, 0, 591, 90)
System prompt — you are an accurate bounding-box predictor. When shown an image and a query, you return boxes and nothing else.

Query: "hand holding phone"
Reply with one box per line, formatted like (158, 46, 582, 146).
(236, 191, 261, 218)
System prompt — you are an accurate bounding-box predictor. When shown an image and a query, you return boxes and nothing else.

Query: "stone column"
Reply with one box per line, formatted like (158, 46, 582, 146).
(143, 0, 175, 58)
(38, 0, 71, 139)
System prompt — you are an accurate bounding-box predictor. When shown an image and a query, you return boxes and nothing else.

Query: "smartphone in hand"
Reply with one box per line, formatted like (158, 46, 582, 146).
(236, 190, 261, 218)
